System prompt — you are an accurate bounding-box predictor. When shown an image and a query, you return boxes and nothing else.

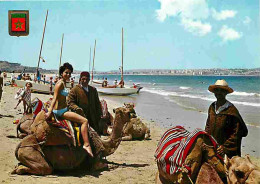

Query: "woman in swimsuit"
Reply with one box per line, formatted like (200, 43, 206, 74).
(45, 62, 93, 157)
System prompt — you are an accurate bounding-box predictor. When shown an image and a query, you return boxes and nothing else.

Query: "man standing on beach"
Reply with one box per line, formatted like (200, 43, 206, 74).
(67, 71, 103, 134)
(205, 79, 248, 158)
(10, 71, 15, 86)
(0, 71, 3, 101)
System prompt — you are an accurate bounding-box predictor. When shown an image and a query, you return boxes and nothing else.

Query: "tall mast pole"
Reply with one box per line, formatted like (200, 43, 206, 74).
(89, 46, 91, 73)
(92, 39, 96, 81)
(59, 33, 64, 69)
(121, 27, 124, 82)
(36, 10, 48, 75)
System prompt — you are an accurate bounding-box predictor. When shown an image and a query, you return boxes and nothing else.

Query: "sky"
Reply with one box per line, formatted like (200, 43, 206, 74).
(0, 0, 259, 71)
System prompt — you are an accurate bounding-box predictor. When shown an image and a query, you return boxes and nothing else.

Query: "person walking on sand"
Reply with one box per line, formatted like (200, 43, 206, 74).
(45, 63, 93, 157)
(67, 71, 103, 135)
(0, 71, 3, 102)
(205, 79, 248, 158)
(14, 82, 32, 114)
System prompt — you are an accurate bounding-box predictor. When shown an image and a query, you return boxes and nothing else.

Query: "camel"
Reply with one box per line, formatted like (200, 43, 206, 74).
(224, 155, 260, 184)
(12, 106, 131, 175)
(155, 126, 226, 184)
(122, 117, 151, 141)
(121, 103, 150, 141)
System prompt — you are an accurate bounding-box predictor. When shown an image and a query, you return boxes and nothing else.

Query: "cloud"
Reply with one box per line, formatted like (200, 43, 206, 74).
(211, 9, 237, 20)
(181, 18, 211, 36)
(156, 0, 210, 21)
(156, 0, 211, 36)
(218, 25, 242, 42)
(243, 16, 251, 25)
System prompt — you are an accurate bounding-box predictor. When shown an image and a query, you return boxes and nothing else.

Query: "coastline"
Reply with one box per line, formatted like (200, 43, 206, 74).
(0, 78, 259, 183)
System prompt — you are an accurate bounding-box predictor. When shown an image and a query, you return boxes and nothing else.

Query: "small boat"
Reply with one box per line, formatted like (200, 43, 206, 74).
(96, 86, 140, 95)
(91, 28, 142, 96)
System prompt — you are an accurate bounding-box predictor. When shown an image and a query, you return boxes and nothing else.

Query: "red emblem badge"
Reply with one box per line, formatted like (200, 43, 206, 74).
(9, 10, 29, 36)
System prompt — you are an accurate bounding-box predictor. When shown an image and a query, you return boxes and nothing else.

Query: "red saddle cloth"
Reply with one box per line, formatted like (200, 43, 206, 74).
(154, 126, 219, 175)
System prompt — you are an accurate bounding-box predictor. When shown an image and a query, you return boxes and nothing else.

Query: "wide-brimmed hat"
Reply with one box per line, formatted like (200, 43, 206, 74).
(208, 79, 233, 94)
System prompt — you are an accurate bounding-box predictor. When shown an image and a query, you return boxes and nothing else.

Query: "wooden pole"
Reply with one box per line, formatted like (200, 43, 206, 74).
(91, 39, 96, 81)
(59, 33, 64, 69)
(89, 46, 91, 73)
(36, 10, 48, 75)
(121, 27, 124, 82)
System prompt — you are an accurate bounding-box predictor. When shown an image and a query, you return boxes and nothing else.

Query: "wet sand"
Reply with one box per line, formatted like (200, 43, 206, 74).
(0, 78, 259, 183)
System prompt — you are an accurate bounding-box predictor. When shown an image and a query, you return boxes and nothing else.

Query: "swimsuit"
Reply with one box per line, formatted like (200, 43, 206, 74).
(53, 107, 68, 117)
(53, 82, 69, 117)
(60, 87, 69, 96)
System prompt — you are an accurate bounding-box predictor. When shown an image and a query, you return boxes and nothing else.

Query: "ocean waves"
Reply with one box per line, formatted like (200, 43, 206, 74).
(179, 86, 191, 90)
(142, 88, 260, 107)
(231, 91, 260, 97)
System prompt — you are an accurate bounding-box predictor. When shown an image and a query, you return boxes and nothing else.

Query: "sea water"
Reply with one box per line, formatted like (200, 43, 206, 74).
(76, 75, 260, 125)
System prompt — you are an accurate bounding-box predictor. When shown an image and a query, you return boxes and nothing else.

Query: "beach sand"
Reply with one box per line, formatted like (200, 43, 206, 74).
(0, 78, 259, 183)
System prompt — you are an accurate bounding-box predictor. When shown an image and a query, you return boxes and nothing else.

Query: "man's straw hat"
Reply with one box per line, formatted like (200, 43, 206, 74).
(208, 79, 233, 93)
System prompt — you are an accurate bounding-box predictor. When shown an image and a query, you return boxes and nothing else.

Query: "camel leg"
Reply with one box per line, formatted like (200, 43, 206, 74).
(14, 135, 52, 175)
(155, 171, 164, 184)
(122, 134, 132, 141)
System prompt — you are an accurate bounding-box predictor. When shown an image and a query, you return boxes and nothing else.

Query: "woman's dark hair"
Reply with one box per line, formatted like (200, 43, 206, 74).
(59, 62, 73, 76)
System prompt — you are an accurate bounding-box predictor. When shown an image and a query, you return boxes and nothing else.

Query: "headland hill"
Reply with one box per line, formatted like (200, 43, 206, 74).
(1, 60, 260, 76)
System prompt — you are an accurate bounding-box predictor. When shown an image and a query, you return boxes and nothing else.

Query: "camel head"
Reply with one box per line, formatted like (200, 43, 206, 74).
(101, 107, 131, 156)
(111, 107, 131, 140)
(123, 103, 136, 118)
(224, 155, 260, 184)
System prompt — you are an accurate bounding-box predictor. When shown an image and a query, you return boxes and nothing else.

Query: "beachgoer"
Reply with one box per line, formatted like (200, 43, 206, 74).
(14, 82, 32, 114)
(54, 75, 59, 84)
(205, 79, 248, 158)
(0, 71, 3, 102)
(33, 74, 36, 83)
(102, 78, 108, 87)
(49, 76, 53, 94)
(114, 79, 118, 86)
(45, 63, 93, 157)
(43, 75, 46, 84)
(67, 71, 103, 135)
(22, 73, 26, 80)
(17, 74, 22, 80)
(11, 71, 15, 86)
(27, 74, 32, 81)
(37, 70, 41, 83)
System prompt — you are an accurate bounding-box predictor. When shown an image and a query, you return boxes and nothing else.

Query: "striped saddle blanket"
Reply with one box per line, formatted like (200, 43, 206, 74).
(154, 126, 219, 175)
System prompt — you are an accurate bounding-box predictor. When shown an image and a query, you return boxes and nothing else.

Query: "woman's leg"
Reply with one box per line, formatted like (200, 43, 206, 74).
(62, 111, 93, 157)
